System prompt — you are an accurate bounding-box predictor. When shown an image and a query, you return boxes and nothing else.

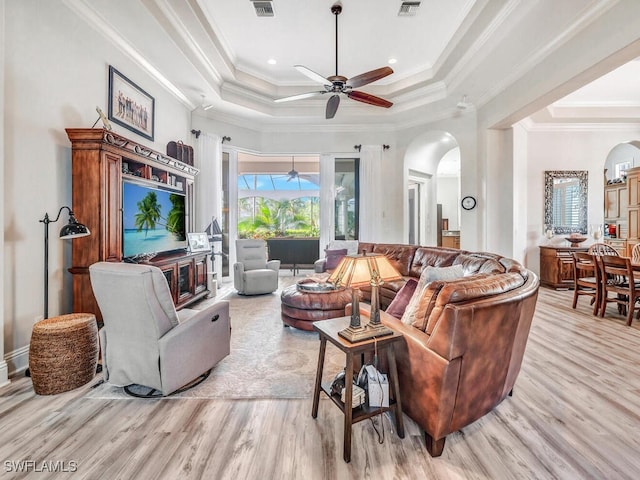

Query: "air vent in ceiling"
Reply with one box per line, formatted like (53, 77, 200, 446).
(250, 0, 274, 17)
(398, 1, 421, 17)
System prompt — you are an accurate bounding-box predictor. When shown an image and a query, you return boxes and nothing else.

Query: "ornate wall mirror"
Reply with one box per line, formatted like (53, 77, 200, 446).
(544, 170, 588, 234)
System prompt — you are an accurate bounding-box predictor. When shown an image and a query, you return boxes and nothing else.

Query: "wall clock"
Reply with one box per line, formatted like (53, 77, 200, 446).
(461, 196, 477, 210)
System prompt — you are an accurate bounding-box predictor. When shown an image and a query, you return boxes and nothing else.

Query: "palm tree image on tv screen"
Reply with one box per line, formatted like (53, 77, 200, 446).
(122, 182, 186, 257)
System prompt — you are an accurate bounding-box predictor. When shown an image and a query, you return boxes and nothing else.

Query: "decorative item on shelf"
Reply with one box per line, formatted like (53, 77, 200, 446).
(166, 140, 194, 166)
(126, 252, 157, 264)
(565, 233, 588, 247)
(187, 232, 211, 253)
(91, 106, 112, 130)
(590, 224, 603, 240)
(328, 252, 402, 342)
(544, 224, 554, 239)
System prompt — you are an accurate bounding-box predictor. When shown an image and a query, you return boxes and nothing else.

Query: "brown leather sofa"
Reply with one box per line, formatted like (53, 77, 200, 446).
(345, 242, 539, 457)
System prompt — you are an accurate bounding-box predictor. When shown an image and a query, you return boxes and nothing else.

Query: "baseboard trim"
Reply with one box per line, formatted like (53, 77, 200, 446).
(4, 345, 29, 378)
(0, 361, 8, 387)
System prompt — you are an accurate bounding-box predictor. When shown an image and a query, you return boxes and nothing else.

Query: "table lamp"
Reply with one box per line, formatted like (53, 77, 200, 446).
(328, 252, 402, 342)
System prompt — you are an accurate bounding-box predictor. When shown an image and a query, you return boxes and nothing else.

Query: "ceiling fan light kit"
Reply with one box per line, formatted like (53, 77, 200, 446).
(275, 3, 394, 119)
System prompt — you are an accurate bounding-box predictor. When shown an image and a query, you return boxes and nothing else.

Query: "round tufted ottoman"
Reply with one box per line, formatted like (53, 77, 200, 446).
(29, 313, 99, 395)
(281, 284, 354, 330)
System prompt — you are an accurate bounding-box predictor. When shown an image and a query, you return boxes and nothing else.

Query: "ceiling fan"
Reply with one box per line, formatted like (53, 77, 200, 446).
(275, 3, 394, 119)
(286, 156, 298, 181)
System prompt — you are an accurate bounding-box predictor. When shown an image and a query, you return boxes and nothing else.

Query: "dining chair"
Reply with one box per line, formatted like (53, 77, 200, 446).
(588, 243, 620, 315)
(599, 254, 640, 326)
(632, 243, 640, 264)
(588, 242, 620, 256)
(571, 252, 599, 314)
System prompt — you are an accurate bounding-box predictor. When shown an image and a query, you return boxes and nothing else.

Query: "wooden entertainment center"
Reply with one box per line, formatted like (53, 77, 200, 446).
(66, 128, 209, 321)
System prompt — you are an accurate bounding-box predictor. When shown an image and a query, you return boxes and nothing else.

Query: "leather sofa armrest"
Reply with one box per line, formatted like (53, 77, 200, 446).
(267, 259, 280, 272)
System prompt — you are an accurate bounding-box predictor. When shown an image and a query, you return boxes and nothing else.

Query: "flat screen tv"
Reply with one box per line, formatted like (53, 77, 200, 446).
(122, 181, 187, 258)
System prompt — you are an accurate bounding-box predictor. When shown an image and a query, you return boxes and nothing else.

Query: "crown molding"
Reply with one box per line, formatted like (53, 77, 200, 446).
(519, 119, 640, 133)
(63, 0, 196, 109)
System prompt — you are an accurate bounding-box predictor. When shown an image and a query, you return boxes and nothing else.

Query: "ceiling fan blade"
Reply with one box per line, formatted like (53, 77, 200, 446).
(294, 65, 332, 86)
(346, 66, 394, 89)
(326, 95, 340, 119)
(347, 90, 393, 108)
(274, 91, 325, 103)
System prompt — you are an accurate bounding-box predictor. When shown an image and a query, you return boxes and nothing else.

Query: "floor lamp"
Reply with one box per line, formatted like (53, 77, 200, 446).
(26, 206, 90, 378)
(40, 206, 90, 319)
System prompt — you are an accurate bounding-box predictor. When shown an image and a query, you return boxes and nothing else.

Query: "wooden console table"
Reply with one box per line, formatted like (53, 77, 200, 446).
(311, 317, 405, 463)
(539, 245, 588, 289)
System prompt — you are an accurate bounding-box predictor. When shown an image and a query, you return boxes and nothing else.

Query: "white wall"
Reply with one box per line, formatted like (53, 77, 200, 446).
(0, 0, 8, 386)
(2, 0, 191, 375)
(522, 126, 640, 276)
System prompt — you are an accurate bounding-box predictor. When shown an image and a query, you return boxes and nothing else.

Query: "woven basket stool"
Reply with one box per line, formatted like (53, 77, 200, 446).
(29, 313, 99, 395)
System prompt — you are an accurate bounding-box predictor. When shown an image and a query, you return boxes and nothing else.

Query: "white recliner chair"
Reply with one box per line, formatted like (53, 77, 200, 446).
(89, 261, 231, 397)
(234, 239, 280, 295)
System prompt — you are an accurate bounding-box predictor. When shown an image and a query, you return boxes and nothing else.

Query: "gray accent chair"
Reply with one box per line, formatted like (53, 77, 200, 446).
(234, 239, 280, 295)
(89, 262, 231, 396)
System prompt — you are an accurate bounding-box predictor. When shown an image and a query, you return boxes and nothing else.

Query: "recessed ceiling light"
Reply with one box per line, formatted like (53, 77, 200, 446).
(388, 58, 397, 65)
(268, 58, 277, 65)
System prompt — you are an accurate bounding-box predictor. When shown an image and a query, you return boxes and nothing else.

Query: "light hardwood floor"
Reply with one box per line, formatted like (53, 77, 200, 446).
(1, 286, 640, 479)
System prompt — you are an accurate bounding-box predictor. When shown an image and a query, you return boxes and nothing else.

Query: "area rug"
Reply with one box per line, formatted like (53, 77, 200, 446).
(87, 272, 345, 400)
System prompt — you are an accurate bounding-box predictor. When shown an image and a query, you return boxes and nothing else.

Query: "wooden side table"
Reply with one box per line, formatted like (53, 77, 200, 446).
(311, 316, 405, 463)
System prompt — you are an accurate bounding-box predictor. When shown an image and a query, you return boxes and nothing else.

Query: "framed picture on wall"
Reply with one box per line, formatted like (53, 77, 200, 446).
(108, 65, 155, 141)
(187, 232, 211, 253)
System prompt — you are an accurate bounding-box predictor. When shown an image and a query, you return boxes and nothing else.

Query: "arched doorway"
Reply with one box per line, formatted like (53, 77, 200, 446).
(404, 131, 460, 246)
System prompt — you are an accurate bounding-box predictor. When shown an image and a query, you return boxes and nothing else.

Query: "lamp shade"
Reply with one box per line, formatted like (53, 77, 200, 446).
(328, 253, 402, 288)
(59, 214, 90, 239)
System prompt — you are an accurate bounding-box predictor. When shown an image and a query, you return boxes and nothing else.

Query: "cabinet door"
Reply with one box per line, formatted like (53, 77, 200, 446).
(102, 152, 122, 261)
(628, 207, 639, 240)
(605, 187, 619, 218)
(194, 255, 208, 295)
(558, 254, 575, 282)
(619, 186, 628, 213)
(177, 260, 195, 306)
(161, 265, 178, 304)
(629, 174, 639, 206)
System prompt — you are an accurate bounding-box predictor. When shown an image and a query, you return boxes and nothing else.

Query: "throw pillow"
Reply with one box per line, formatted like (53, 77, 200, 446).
(400, 264, 466, 326)
(385, 278, 418, 319)
(422, 264, 465, 282)
(411, 282, 445, 331)
(325, 248, 348, 270)
(401, 268, 433, 325)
